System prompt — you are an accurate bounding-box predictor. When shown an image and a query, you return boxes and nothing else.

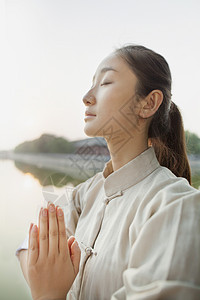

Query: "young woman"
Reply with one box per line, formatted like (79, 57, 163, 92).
(17, 45, 200, 300)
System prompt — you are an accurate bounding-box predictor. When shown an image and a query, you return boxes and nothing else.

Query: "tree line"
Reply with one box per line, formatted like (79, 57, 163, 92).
(14, 134, 75, 154)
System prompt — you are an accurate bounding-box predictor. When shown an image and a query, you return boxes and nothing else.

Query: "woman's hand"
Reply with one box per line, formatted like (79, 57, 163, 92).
(27, 203, 81, 300)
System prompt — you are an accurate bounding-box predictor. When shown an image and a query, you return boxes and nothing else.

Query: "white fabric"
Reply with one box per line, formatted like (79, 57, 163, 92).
(16, 147, 200, 299)
(16, 235, 29, 258)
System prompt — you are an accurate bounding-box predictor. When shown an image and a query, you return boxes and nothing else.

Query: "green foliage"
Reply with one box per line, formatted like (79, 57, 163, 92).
(191, 172, 200, 190)
(14, 134, 75, 154)
(185, 130, 200, 155)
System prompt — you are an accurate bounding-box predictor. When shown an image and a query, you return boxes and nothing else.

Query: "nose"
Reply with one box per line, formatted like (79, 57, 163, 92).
(82, 91, 96, 106)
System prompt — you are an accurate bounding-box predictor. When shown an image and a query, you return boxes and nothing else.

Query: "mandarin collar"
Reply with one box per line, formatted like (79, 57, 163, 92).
(102, 147, 160, 197)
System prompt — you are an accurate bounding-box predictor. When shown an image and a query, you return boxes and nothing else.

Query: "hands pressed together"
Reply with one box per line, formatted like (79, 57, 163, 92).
(27, 203, 81, 300)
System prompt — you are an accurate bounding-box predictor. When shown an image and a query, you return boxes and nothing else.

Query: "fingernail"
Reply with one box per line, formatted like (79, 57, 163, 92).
(57, 208, 63, 216)
(49, 204, 55, 212)
(74, 241, 79, 249)
(42, 208, 47, 217)
(32, 225, 37, 232)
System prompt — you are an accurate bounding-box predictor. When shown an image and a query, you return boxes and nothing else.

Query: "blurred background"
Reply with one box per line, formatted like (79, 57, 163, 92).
(0, 0, 200, 299)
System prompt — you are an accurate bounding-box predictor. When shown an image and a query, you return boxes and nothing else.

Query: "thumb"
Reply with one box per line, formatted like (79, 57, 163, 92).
(70, 240, 81, 275)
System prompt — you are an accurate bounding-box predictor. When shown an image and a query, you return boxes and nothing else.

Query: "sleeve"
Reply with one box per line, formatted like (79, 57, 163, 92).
(61, 173, 100, 237)
(111, 192, 200, 300)
(15, 234, 29, 260)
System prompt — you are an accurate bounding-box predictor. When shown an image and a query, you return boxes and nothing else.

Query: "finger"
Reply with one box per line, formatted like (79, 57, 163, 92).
(57, 207, 68, 256)
(28, 222, 34, 261)
(48, 203, 59, 258)
(70, 240, 81, 275)
(68, 236, 75, 256)
(38, 207, 49, 259)
(28, 224, 39, 265)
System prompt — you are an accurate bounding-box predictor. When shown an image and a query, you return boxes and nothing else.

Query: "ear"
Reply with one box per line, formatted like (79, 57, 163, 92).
(139, 90, 163, 119)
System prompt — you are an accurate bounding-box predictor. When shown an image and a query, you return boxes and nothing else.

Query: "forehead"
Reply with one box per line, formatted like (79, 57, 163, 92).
(94, 53, 135, 79)
(97, 53, 122, 70)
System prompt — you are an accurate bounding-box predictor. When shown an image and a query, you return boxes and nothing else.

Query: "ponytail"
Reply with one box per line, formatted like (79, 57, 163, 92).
(149, 102, 191, 184)
(116, 45, 191, 184)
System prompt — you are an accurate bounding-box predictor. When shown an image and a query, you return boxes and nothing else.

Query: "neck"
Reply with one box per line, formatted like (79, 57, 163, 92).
(106, 135, 148, 172)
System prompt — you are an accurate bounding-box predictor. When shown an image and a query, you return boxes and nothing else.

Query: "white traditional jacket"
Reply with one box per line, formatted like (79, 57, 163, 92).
(16, 147, 200, 300)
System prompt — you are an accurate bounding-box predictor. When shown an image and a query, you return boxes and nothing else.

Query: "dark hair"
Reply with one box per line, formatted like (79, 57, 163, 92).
(115, 45, 191, 184)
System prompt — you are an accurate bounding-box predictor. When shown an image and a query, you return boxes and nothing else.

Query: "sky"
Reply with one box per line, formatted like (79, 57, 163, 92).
(0, 0, 200, 151)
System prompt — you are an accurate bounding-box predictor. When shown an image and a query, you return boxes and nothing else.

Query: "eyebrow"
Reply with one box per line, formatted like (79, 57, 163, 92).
(93, 67, 118, 82)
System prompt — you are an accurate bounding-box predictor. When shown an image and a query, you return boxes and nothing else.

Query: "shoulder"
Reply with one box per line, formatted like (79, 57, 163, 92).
(71, 170, 103, 206)
(145, 164, 199, 199)
(73, 171, 103, 194)
(133, 165, 200, 228)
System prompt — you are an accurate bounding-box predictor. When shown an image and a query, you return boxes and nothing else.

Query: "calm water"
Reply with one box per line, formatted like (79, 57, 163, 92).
(0, 160, 76, 300)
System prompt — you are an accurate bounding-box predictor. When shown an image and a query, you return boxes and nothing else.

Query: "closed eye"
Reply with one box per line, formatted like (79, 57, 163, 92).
(101, 82, 112, 86)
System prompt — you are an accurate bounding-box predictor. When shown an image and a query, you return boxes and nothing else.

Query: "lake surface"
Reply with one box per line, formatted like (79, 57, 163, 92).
(0, 159, 77, 300)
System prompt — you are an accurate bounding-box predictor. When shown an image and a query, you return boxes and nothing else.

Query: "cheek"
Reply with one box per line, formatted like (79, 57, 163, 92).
(96, 91, 115, 115)
(97, 86, 126, 112)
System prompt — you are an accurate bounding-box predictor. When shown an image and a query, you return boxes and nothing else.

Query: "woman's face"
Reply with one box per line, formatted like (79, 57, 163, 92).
(83, 53, 141, 140)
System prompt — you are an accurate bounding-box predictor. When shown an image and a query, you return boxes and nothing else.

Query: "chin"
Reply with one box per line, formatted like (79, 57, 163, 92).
(83, 123, 102, 138)
(84, 125, 96, 137)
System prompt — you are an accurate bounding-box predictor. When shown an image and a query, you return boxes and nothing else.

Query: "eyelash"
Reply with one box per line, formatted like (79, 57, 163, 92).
(101, 82, 112, 86)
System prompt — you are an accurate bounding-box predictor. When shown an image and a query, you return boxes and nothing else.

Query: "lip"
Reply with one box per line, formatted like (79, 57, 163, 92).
(85, 111, 96, 116)
(84, 115, 96, 121)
